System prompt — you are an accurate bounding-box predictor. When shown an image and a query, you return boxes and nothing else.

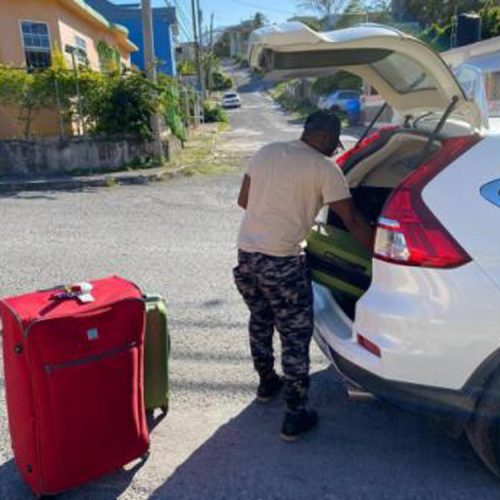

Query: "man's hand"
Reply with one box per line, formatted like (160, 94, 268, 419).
(328, 198, 375, 251)
(238, 174, 251, 209)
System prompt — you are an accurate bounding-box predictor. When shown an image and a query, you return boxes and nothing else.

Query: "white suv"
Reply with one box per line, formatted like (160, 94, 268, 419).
(249, 23, 500, 476)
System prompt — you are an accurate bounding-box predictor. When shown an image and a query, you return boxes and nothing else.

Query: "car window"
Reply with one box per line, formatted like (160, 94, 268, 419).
(455, 64, 490, 124)
(224, 93, 237, 98)
(371, 53, 437, 94)
(485, 71, 500, 118)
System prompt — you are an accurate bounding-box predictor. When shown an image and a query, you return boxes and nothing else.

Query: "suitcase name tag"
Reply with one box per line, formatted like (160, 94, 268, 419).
(51, 282, 95, 303)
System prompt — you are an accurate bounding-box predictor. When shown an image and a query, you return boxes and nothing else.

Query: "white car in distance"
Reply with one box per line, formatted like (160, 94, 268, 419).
(221, 91, 241, 108)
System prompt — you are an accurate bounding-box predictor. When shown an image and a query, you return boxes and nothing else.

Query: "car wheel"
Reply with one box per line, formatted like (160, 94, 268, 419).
(466, 370, 500, 477)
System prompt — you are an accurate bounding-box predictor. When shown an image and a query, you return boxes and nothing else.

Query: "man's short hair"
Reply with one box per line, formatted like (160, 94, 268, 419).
(303, 110, 341, 139)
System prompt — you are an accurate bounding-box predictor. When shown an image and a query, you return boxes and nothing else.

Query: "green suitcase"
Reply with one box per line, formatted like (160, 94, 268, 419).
(143, 294, 170, 415)
(306, 224, 372, 318)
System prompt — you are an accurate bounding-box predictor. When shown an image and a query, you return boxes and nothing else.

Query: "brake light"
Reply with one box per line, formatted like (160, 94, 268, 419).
(374, 135, 480, 268)
(336, 126, 398, 169)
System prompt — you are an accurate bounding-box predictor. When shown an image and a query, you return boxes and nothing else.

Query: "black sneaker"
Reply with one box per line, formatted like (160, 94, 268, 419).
(256, 374, 283, 402)
(280, 409, 318, 441)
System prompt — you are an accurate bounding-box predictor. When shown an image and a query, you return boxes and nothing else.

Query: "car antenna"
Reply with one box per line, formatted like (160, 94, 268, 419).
(354, 102, 388, 148)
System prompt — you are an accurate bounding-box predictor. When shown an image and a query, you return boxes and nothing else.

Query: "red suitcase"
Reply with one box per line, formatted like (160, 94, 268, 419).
(0, 276, 149, 496)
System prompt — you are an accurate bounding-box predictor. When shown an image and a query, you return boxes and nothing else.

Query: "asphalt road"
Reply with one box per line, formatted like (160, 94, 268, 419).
(0, 69, 499, 499)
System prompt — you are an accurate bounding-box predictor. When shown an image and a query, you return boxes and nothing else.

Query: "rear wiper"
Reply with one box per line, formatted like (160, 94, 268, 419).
(354, 102, 388, 148)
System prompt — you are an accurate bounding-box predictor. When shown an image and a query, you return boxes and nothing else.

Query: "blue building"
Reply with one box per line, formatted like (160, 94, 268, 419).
(85, 0, 177, 76)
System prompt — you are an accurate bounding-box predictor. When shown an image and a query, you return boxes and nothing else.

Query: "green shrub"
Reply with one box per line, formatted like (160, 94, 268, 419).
(203, 102, 228, 123)
(419, 23, 452, 52)
(0, 64, 190, 142)
(86, 74, 158, 140)
(212, 71, 233, 91)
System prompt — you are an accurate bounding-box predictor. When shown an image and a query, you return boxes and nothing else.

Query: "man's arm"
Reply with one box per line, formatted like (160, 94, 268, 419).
(328, 198, 375, 251)
(238, 174, 251, 209)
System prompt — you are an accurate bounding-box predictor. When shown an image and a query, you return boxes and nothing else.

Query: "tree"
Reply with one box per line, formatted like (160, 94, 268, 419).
(253, 12, 268, 29)
(335, 0, 367, 28)
(369, 0, 392, 22)
(480, 0, 500, 39)
(298, 0, 349, 28)
(406, 0, 486, 27)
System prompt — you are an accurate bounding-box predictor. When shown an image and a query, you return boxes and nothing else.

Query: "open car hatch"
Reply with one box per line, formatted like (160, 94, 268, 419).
(248, 23, 486, 130)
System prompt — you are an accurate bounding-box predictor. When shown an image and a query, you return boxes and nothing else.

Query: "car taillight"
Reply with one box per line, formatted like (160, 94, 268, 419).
(374, 135, 480, 268)
(336, 126, 398, 170)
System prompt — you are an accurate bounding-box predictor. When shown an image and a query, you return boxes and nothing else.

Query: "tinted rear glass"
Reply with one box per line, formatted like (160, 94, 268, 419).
(224, 93, 238, 98)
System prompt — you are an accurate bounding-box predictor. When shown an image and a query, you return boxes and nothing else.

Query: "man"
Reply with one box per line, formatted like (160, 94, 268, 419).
(234, 110, 374, 441)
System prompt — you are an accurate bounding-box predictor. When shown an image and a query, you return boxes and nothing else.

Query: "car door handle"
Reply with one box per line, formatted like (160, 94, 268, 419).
(481, 179, 500, 207)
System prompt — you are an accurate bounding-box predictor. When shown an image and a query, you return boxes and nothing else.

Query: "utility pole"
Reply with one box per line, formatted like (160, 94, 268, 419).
(197, 0, 203, 54)
(141, 0, 164, 163)
(209, 13, 214, 51)
(191, 0, 204, 96)
(207, 12, 215, 94)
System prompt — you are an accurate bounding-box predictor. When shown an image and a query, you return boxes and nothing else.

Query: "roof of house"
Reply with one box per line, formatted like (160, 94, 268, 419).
(63, 0, 139, 51)
(83, 0, 177, 25)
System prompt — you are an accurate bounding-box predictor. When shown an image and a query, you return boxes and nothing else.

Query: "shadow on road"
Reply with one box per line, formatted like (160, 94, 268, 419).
(0, 185, 98, 199)
(151, 368, 498, 500)
(236, 73, 269, 95)
(0, 450, 148, 499)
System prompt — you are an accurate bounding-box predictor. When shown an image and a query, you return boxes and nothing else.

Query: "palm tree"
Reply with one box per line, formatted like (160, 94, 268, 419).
(298, 0, 349, 28)
(253, 12, 268, 29)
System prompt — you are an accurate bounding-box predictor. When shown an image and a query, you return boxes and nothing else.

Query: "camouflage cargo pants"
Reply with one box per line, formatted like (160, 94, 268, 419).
(233, 250, 313, 411)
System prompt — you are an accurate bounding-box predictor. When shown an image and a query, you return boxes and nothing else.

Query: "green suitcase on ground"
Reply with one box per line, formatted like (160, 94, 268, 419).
(143, 294, 170, 415)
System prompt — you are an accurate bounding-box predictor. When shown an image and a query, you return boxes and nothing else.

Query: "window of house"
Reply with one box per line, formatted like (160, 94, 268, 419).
(20, 21, 51, 70)
(74, 35, 88, 65)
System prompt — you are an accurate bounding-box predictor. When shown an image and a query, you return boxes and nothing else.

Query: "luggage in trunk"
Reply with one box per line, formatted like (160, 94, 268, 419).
(306, 130, 442, 319)
(0, 276, 149, 497)
(143, 294, 170, 415)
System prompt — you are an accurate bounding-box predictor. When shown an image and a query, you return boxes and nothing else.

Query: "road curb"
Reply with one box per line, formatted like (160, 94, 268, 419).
(0, 165, 189, 193)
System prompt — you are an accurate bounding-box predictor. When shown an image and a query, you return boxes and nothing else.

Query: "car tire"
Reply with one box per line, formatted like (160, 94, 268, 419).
(466, 370, 500, 477)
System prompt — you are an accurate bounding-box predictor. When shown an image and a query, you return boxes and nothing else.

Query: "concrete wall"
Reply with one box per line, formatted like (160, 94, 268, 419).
(0, 135, 181, 178)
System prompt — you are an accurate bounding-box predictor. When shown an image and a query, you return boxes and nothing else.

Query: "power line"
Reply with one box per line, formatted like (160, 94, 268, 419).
(174, 0, 195, 41)
(230, 0, 295, 15)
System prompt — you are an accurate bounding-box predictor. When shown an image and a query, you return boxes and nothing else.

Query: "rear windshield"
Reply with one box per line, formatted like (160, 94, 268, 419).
(224, 93, 238, 98)
(337, 91, 360, 99)
(372, 53, 437, 94)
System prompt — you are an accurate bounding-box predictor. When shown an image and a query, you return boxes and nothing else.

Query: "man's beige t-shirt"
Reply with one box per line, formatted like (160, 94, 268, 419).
(237, 140, 351, 257)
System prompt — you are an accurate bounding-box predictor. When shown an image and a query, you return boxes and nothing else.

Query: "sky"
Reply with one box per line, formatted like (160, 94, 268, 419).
(114, 0, 312, 41)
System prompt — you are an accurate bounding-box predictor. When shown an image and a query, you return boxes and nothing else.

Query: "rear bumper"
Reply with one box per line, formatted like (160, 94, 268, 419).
(321, 340, 476, 418)
(312, 256, 500, 420)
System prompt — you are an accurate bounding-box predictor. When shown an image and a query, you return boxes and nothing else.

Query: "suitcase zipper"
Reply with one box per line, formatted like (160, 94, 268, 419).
(23, 297, 145, 339)
(44, 341, 138, 374)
